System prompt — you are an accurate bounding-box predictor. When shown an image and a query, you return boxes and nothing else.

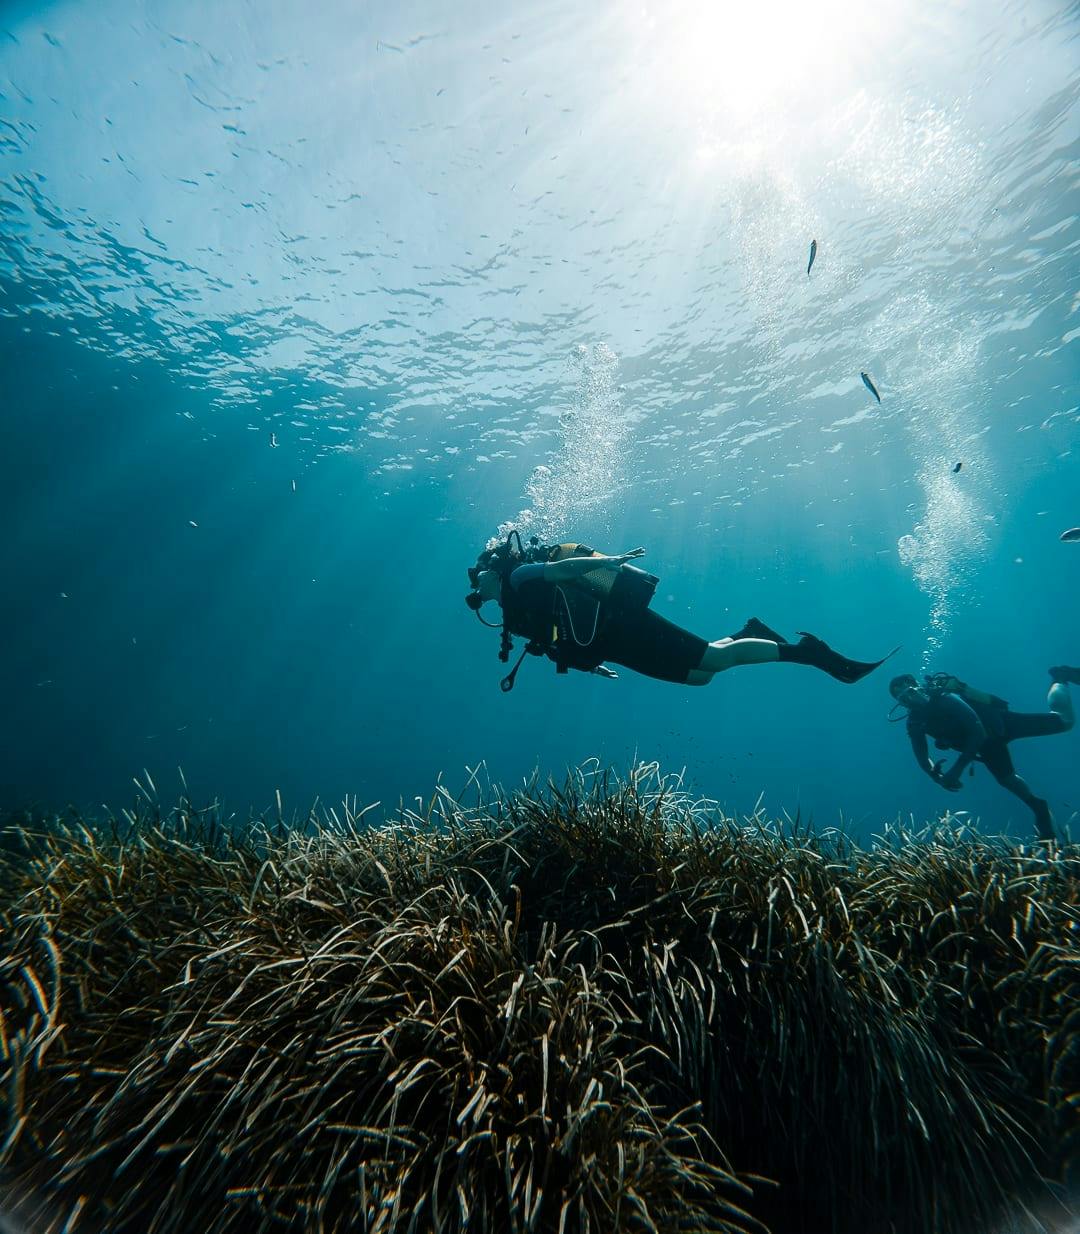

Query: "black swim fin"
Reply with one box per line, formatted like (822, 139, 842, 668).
(1032, 799, 1059, 843)
(729, 616, 789, 644)
(780, 633, 898, 684)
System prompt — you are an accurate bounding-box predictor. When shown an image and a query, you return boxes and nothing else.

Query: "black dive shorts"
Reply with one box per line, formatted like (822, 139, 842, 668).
(977, 710, 1070, 781)
(596, 608, 709, 684)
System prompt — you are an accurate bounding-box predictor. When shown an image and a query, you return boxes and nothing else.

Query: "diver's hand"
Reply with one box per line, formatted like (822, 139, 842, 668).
(614, 546, 646, 565)
(940, 772, 963, 793)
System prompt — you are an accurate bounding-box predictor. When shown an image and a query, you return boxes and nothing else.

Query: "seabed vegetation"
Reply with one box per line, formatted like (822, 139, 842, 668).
(0, 764, 1077, 1234)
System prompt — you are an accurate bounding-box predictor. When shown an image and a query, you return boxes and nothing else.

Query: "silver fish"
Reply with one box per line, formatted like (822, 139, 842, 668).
(860, 371, 881, 402)
(1060, 527, 1080, 542)
(807, 239, 817, 276)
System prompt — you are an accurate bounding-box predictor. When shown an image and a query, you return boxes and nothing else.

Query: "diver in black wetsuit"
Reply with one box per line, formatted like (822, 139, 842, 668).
(889, 668, 1080, 841)
(466, 533, 892, 692)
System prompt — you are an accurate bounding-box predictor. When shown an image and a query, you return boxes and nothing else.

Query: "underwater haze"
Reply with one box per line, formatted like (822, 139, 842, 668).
(1, 0, 1078, 841)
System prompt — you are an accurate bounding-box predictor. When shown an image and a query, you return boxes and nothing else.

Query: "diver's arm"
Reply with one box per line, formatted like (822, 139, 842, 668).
(510, 548, 644, 588)
(545, 548, 644, 581)
(906, 725, 939, 780)
(943, 729, 986, 785)
(940, 697, 987, 786)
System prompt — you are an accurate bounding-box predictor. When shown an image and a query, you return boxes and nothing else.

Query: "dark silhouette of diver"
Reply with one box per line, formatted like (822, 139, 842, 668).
(466, 533, 892, 693)
(889, 668, 1080, 841)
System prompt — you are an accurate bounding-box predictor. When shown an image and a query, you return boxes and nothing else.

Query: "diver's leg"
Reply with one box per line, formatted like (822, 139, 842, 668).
(691, 615, 789, 679)
(698, 638, 780, 675)
(999, 774, 1057, 842)
(983, 742, 1058, 842)
(698, 631, 889, 683)
(1001, 684, 1074, 741)
(1049, 681, 1074, 729)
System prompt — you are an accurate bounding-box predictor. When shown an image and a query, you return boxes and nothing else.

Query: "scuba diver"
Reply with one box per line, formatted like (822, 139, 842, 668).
(888, 667, 1080, 841)
(466, 532, 893, 694)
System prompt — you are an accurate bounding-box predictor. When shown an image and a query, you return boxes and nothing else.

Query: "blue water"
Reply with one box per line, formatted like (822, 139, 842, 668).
(1, 0, 1078, 841)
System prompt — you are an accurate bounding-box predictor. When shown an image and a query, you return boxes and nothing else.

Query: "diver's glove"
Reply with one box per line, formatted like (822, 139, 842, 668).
(929, 760, 961, 790)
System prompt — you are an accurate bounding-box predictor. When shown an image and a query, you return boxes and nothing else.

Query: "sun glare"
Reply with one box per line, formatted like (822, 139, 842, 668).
(631, 0, 901, 129)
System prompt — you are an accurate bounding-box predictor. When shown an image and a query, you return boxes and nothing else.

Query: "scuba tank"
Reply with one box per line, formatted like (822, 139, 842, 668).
(924, 672, 1009, 711)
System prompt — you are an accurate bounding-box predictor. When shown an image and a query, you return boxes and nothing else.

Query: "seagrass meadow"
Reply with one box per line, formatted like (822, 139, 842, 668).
(1, 768, 1078, 1234)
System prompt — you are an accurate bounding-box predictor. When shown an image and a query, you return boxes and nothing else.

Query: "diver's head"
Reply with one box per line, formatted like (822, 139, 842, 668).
(474, 569, 501, 602)
(466, 547, 510, 611)
(889, 673, 928, 709)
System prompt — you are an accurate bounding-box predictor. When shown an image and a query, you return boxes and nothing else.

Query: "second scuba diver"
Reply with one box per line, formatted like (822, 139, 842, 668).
(889, 667, 1080, 841)
(466, 533, 892, 693)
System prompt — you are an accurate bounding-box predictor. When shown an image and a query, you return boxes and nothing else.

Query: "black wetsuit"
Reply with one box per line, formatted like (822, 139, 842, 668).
(506, 564, 707, 684)
(907, 690, 1067, 837)
(907, 692, 1067, 776)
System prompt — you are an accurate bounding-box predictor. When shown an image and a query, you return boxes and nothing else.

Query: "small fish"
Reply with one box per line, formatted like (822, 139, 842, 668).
(860, 371, 881, 402)
(1060, 527, 1080, 542)
(807, 239, 817, 277)
(189, 519, 198, 527)
(291, 479, 297, 493)
(952, 462, 962, 473)
(270, 432, 278, 448)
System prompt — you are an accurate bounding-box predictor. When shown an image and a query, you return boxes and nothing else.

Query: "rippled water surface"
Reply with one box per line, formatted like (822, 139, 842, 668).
(1, 0, 1078, 833)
